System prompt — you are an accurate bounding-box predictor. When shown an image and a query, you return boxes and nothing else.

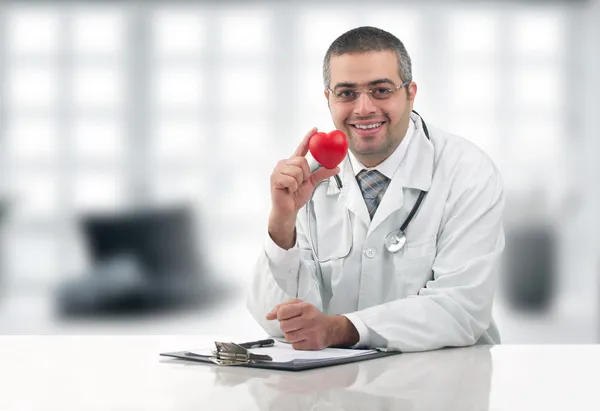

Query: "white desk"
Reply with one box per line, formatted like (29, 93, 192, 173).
(0, 336, 598, 410)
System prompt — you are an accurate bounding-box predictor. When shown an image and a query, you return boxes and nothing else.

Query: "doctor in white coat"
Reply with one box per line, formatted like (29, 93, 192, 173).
(247, 26, 505, 352)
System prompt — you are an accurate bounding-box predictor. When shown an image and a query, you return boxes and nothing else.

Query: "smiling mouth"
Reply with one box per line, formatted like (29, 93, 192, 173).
(351, 121, 385, 130)
(349, 121, 386, 137)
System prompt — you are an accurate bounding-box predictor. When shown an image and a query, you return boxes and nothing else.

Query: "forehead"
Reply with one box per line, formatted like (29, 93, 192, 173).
(328, 51, 401, 86)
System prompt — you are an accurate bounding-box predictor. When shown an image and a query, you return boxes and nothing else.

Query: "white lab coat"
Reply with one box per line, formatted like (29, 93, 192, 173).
(247, 112, 505, 352)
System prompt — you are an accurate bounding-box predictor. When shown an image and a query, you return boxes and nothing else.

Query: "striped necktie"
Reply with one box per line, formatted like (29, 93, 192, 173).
(356, 169, 391, 220)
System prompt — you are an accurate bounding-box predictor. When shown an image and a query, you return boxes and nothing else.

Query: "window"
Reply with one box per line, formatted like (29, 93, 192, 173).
(0, 2, 571, 291)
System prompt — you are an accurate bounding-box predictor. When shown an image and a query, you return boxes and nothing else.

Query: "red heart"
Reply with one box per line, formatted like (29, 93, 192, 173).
(308, 130, 348, 169)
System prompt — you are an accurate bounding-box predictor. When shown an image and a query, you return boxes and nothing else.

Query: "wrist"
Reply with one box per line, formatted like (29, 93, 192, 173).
(326, 315, 359, 348)
(268, 211, 297, 249)
(269, 210, 297, 228)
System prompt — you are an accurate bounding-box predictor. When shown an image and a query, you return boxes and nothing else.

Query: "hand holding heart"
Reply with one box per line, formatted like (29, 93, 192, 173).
(270, 128, 348, 221)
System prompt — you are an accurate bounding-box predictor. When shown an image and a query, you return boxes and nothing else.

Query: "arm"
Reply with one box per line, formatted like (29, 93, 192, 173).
(248, 202, 362, 348)
(246, 127, 340, 338)
(246, 212, 325, 338)
(353, 163, 505, 352)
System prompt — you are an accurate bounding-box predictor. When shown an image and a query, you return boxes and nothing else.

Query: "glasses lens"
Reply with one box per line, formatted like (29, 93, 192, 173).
(370, 87, 395, 100)
(336, 90, 359, 102)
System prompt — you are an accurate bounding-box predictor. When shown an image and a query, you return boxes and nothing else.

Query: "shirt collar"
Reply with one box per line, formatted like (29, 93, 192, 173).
(348, 118, 415, 179)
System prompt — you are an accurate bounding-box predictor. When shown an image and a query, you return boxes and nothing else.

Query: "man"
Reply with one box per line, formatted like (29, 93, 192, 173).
(247, 26, 505, 352)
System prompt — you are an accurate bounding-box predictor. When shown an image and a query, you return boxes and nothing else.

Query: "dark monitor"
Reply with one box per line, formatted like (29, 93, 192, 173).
(56, 205, 217, 316)
(81, 206, 203, 279)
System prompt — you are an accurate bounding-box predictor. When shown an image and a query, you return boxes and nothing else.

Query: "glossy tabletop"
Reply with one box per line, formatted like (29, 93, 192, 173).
(0, 336, 598, 410)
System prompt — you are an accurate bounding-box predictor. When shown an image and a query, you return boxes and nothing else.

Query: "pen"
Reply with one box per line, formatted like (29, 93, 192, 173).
(238, 338, 275, 349)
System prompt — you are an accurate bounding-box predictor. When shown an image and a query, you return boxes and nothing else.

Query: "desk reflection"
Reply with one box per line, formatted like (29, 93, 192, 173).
(212, 345, 492, 411)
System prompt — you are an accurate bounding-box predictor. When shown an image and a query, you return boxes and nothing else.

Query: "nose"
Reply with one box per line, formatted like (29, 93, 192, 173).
(353, 91, 376, 116)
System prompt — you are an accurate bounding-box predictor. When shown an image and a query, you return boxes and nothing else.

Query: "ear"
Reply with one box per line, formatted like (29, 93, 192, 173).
(407, 82, 417, 102)
(324, 88, 331, 110)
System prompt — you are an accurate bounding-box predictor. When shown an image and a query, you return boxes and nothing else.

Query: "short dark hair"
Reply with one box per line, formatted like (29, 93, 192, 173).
(322, 26, 412, 88)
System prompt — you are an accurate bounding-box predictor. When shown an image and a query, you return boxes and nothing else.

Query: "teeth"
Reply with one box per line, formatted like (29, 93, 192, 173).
(354, 122, 383, 130)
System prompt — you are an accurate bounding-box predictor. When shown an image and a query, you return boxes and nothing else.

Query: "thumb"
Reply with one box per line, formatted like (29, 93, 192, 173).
(311, 166, 340, 186)
(265, 309, 278, 320)
(265, 298, 303, 320)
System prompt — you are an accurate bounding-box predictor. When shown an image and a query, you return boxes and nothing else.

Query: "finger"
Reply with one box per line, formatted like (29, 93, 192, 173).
(275, 298, 302, 308)
(279, 164, 305, 188)
(265, 298, 303, 320)
(279, 316, 304, 333)
(273, 298, 302, 311)
(286, 157, 311, 182)
(284, 330, 304, 343)
(293, 127, 318, 157)
(310, 166, 340, 186)
(273, 174, 299, 193)
(292, 340, 316, 351)
(277, 303, 304, 321)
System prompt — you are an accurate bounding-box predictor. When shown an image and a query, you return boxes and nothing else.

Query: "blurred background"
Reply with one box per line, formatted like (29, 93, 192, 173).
(0, 0, 598, 342)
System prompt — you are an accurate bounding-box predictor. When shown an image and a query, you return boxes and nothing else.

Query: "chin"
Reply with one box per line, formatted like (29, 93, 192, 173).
(352, 145, 385, 158)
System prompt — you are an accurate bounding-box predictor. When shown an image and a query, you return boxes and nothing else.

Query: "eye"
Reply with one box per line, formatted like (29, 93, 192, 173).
(371, 87, 392, 98)
(337, 90, 357, 99)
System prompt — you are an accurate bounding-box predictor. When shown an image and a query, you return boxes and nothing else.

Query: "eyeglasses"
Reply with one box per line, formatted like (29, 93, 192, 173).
(327, 79, 412, 103)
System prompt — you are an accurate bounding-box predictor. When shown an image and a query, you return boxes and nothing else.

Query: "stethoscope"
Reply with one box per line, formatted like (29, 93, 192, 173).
(306, 111, 430, 263)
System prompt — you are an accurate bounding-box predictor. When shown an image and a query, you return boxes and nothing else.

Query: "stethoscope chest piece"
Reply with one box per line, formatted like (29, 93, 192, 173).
(384, 230, 407, 253)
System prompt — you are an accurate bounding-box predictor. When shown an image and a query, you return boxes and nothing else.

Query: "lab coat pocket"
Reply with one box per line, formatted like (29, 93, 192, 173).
(313, 207, 352, 264)
(313, 211, 351, 295)
(393, 236, 436, 297)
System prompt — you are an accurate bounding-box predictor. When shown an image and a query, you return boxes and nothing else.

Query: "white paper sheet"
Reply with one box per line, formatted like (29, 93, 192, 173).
(250, 341, 376, 362)
(188, 341, 376, 362)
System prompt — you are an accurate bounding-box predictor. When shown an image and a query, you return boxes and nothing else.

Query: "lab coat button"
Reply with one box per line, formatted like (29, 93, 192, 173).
(365, 248, 376, 258)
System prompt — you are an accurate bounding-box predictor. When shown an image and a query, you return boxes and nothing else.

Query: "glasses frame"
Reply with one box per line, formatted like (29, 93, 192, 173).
(327, 79, 412, 103)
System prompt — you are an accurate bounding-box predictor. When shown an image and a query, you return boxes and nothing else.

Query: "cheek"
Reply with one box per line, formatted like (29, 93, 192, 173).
(382, 103, 404, 126)
(330, 105, 350, 127)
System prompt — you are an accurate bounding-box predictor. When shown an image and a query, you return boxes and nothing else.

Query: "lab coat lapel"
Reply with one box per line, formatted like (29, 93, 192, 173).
(327, 155, 371, 228)
(368, 115, 434, 235)
(368, 173, 405, 235)
(400, 112, 434, 193)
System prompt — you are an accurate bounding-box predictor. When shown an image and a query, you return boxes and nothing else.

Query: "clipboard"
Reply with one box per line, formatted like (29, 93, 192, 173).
(160, 339, 400, 372)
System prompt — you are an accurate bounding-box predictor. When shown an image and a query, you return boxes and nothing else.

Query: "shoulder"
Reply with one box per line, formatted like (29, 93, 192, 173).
(428, 124, 501, 187)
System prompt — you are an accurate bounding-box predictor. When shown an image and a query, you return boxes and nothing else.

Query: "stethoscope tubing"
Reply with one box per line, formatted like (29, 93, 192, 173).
(307, 110, 430, 262)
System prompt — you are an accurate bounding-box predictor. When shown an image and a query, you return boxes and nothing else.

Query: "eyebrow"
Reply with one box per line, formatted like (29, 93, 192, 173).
(333, 78, 396, 90)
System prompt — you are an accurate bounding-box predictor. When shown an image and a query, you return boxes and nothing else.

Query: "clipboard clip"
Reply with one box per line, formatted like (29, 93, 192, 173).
(210, 341, 273, 366)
